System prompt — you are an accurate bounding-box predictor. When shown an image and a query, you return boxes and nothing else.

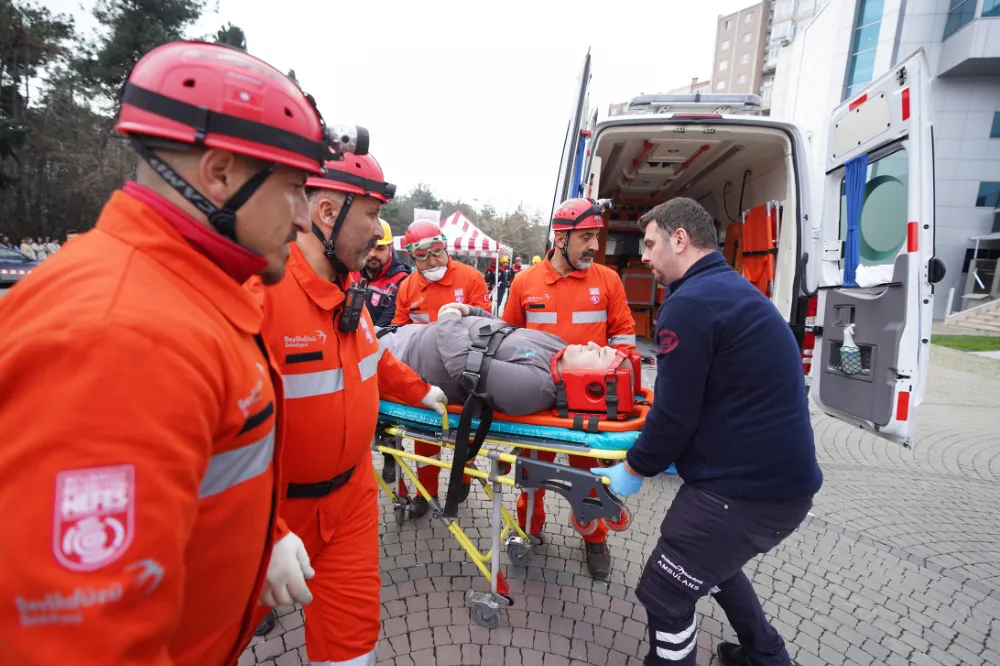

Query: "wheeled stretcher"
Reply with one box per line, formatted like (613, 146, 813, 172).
(372, 389, 653, 628)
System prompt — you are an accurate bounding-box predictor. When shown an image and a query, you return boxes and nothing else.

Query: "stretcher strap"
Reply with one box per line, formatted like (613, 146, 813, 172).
(442, 322, 514, 518)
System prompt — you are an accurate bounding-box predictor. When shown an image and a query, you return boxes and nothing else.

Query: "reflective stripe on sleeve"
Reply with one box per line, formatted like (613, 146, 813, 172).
(411, 313, 430, 323)
(572, 310, 608, 324)
(609, 334, 636, 346)
(200, 429, 275, 499)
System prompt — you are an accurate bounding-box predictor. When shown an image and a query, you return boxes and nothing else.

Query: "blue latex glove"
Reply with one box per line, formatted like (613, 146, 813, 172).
(591, 462, 643, 496)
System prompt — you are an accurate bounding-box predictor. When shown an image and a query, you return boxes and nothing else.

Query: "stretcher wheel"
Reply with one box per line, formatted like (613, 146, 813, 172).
(472, 602, 500, 628)
(393, 497, 410, 526)
(571, 514, 599, 537)
(506, 539, 533, 567)
(605, 505, 632, 532)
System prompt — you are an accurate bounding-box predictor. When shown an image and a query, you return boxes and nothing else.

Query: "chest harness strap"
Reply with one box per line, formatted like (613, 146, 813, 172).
(442, 320, 515, 518)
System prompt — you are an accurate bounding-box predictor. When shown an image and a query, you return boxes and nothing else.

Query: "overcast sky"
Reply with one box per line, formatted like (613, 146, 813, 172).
(47, 0, 756, 216)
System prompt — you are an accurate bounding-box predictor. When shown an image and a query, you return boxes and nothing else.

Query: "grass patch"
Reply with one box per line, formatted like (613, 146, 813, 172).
(932, 335, 1000, 353)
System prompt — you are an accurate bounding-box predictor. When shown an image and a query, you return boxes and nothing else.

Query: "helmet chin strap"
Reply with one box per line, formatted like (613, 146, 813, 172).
(558, 235, 574, 270)
(131, 136, 276, 247)
(311, 192, 354, 277)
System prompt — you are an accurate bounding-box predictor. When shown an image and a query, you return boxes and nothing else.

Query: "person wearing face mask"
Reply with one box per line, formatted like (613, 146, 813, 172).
(245, 154, 446, 665)
(392, 220, 491, 326)
(391, 219, 491, 517)
(501, 197, 636, 579)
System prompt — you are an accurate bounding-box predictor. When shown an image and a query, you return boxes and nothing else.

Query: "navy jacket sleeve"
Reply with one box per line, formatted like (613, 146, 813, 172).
(626, 295, 721, 477)
(374, 300, 396, 327)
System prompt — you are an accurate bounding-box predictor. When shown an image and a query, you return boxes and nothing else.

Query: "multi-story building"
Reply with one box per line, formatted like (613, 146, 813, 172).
(668, 78, 713, 95)
(711, 2, 771, 97)
(760, 0, 822, 111)
(771, 0, 1000, 319)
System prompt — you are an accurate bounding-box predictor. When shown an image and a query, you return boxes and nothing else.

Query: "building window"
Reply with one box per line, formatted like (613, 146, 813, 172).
(843, 0, 884, 101)
(716, 81, 726, 90)
(719, 60, 729, 71)
(984, 0, 1000, 17)
(721, 39, 731, 50)
(976, 182, 1000, 208)
(724, 19, 732, 30)
(740, 53, 750, 64)
(745, 11, 754, 22)
(944, 0, 977, 39)
(738, 74, 748, 84)
(991, 112, 1000, 138)
(743, 32, 753, 43)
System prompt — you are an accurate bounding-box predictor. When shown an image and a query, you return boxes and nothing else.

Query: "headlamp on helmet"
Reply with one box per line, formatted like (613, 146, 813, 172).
(550, 349, 642, 422)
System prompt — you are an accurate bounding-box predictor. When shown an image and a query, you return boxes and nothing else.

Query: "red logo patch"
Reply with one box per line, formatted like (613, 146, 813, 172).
(53, 465, 135, 572)
(658, 330, 679, 354)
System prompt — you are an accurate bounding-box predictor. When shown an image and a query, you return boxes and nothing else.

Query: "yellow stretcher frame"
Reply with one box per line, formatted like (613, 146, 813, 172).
(372, 405, 631, 628)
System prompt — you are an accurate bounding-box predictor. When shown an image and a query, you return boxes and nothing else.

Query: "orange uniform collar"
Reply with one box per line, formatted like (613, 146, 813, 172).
(287, 242, 348, 312)
(102, 188, 263, 334)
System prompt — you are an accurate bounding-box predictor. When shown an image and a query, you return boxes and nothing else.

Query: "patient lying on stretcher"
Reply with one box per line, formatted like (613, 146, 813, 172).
(376, 303, 622, 416)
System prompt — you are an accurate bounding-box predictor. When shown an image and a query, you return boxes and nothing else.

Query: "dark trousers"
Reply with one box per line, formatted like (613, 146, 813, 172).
(635, 484, 811, 666)
(495, 286, 507, 314)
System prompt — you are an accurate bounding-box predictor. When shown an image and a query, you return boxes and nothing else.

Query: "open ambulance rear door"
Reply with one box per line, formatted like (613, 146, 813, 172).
(811, 50, 946, 448)
(547, 50, 592, 245)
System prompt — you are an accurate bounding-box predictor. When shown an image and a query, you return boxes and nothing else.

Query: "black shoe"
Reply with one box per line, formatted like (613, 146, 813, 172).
(457, 480, 472, 503)
(254, 610, 276, 637)
(410, 495, 436, 519)
(584, 541, 612, 578)
(381, 453, 396, 483)
(717, 642, 785, 666)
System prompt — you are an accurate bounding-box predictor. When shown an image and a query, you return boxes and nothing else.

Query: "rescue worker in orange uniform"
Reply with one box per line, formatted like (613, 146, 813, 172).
(391, 220, 491, 518)
(247, 153, 445, 665)
(502, 197, 636, 579)
(0, 41, 331, 666)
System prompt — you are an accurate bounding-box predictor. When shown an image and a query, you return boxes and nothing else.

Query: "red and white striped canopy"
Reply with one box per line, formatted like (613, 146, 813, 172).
(393, 212, 512, 258)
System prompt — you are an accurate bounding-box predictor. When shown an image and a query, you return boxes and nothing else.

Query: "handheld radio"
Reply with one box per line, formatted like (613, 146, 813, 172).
(339, 278, 368, 332)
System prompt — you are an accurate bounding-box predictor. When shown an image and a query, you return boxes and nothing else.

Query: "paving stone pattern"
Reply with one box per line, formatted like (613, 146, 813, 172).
(241, 353, 1000, 665)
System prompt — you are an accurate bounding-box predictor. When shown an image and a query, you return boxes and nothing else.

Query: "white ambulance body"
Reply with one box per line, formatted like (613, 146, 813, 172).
(550, 50, 946, 448)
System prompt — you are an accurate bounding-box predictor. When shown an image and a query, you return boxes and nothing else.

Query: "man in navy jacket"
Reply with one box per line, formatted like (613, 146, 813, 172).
(595, 198, 822, 666)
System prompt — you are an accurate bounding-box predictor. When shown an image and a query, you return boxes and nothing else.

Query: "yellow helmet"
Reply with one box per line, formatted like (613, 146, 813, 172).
(376, 218, 393, 246)
(531, 255, 541, 264)
(500, 256, 510, 264)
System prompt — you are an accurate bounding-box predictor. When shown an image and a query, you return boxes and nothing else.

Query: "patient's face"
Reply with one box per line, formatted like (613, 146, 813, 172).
(560, 342, 618, 371)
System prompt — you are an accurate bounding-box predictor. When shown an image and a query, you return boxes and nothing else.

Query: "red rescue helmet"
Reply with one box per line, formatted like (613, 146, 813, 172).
(116, 41, 328, 173)
(306, 153, 396, 203)
(404, 220, 445, 246)
(114, 40, 367, 247)
(306, 153, 395, 273)
(550, 198, 613, 232)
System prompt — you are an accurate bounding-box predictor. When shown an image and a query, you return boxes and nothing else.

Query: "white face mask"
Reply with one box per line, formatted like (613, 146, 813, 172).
(421, 266, 447, 282)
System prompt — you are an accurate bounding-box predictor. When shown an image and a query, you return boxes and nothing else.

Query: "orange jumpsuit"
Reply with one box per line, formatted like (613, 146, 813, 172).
(0, 189, 283, 666)
(391, 258, 491, 496)
(502, 254, 636, 543)
(247, 243, 429, 664)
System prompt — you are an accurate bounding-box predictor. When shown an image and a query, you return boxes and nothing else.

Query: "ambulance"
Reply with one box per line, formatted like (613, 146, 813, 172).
(548, 49, 947, 449)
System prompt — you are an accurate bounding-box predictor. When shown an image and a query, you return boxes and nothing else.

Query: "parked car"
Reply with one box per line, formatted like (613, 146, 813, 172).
(0, 247, 38, 288)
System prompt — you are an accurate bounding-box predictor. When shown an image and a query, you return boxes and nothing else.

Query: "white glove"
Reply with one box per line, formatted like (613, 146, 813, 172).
(438, 302, 470, 318)
(259, 532, 315, 607)
(421, 385, 448, 415)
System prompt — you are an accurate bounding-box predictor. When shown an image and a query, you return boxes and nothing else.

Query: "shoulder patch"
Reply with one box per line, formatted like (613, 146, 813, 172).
(54, 464, 135, 571)
(658, 329, 679, 355)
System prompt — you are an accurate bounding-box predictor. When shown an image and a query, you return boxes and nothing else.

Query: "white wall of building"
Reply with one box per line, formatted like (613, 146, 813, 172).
(770, 0, 1000, 319)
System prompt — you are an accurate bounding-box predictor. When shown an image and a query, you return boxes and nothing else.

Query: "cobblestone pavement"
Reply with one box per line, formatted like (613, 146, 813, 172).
(241, 347, 1000, 665)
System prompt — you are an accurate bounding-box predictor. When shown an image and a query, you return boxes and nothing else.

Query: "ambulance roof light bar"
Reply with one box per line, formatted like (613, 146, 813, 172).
(626, 93, 763, 117)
